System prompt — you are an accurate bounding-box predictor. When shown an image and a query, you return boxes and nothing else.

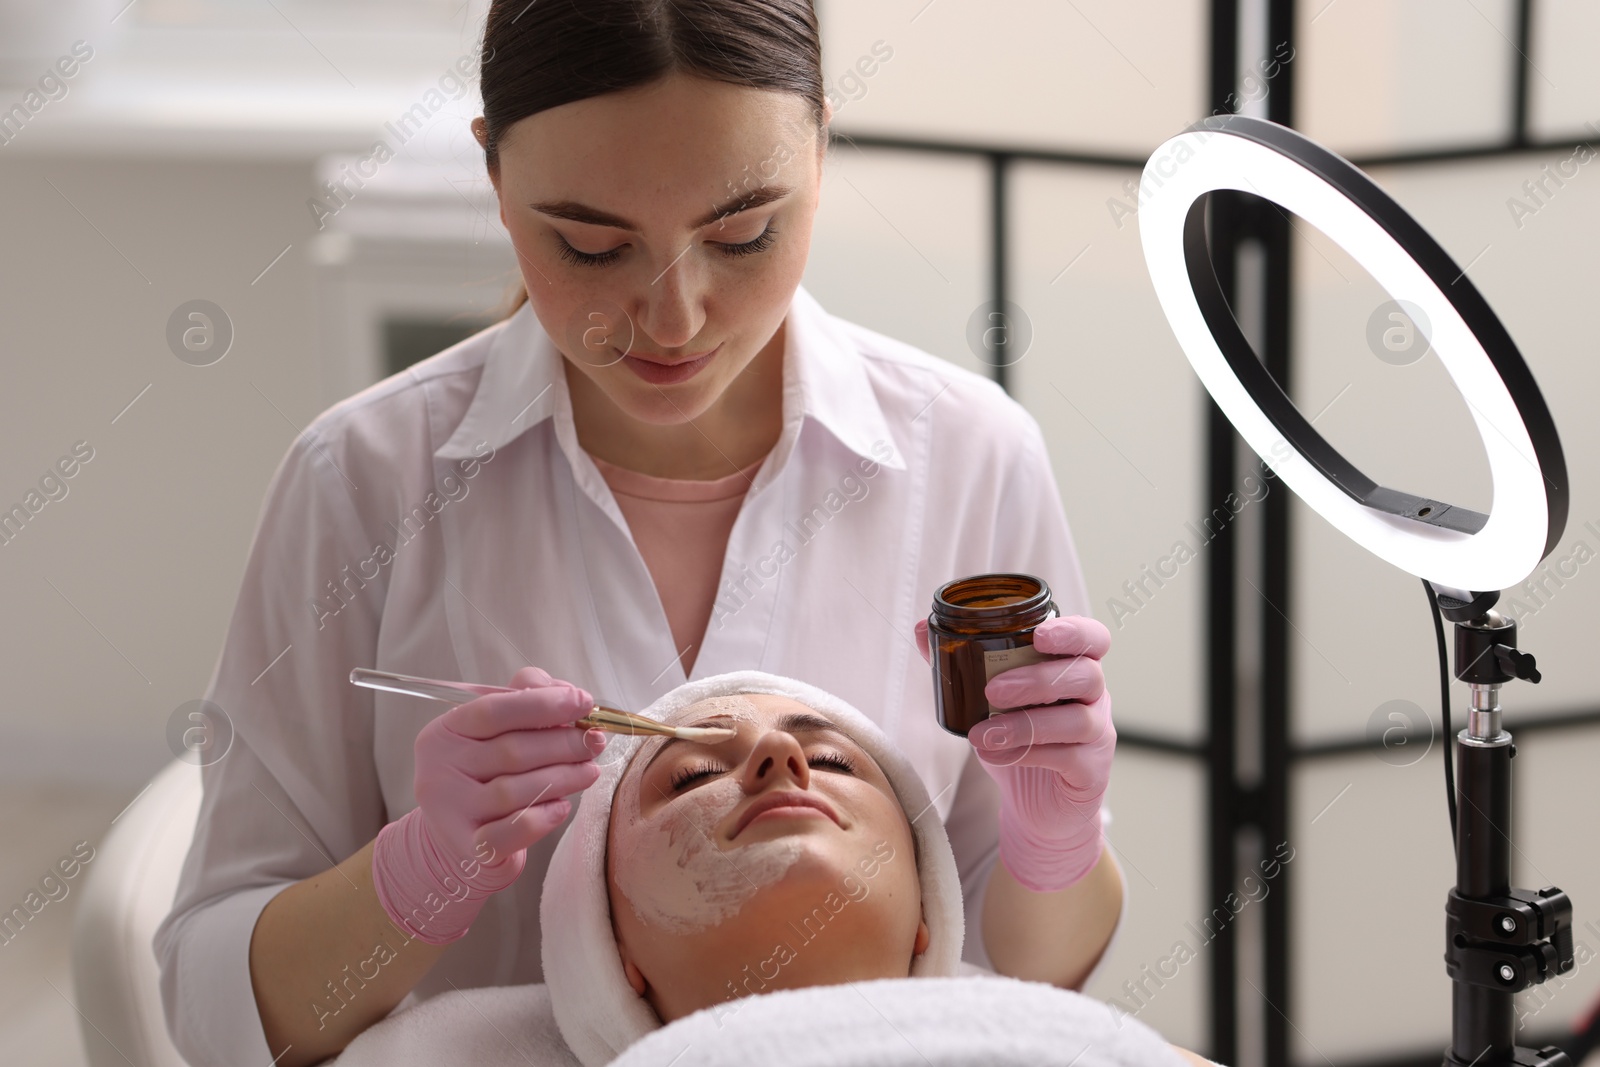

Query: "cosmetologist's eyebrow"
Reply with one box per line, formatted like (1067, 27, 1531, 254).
(529, 184, 793, 234)
(640, 709, 854, 779)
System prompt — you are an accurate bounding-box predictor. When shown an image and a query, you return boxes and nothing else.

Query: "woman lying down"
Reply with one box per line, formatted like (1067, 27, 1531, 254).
(330, 671, 1218, 1067)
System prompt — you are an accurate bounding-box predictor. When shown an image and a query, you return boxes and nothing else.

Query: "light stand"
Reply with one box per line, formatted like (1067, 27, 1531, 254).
(1434, 588, 1573, 1067)
(1136, 114, 1575, 1067)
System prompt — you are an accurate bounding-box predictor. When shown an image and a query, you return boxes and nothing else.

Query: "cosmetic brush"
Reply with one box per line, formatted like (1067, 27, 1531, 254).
(349, 668, 736, 742)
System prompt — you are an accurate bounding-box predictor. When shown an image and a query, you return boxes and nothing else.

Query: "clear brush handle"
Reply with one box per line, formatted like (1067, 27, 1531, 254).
(349, 667, 517, 707)
(347, 668, 735, 741)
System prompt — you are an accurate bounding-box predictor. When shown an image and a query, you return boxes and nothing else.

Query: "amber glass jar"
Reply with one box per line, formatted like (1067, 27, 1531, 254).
(927, 573, 1058, 737)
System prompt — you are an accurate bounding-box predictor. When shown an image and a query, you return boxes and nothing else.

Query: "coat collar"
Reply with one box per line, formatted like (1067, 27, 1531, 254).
(434, 284, 907, 474)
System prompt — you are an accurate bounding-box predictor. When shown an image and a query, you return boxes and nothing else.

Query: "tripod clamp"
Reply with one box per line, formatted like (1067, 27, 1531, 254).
(1433, 586, 1575, 1067)
(1445, 885, 1574, 993)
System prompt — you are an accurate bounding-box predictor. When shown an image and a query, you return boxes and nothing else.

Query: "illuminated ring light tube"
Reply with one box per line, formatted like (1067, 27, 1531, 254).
(1137, 114, 1567, 593)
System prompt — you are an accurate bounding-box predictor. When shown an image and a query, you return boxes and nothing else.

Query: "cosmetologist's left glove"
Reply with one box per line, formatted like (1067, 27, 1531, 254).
(915, 614, 1116, 892)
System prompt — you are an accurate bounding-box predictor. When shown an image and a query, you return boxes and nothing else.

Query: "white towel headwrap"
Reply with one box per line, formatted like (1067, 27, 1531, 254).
(540, 670, 966, 1067)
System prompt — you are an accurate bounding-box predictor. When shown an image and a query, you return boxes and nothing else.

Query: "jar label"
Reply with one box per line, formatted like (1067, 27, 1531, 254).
(982, 644, 1053, 716)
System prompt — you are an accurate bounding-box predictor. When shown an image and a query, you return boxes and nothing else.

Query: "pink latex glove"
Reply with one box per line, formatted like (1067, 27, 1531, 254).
(915, 614, 1116, 892)
(371, 666, 607, 944)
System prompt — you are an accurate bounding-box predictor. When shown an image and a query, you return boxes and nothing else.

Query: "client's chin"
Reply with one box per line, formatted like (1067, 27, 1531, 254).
(611, 831, 930, 1024)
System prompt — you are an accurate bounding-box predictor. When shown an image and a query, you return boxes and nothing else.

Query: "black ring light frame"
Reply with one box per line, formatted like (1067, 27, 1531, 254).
(1178, 114, 1567, 565)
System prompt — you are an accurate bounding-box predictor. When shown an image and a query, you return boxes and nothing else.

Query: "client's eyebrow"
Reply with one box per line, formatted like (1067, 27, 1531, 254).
(529, 185, 792, 234)
(640, 710, 853, 778)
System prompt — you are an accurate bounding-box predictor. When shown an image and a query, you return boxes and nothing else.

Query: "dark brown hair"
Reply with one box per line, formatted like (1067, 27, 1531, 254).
(479, 0, 826, 318)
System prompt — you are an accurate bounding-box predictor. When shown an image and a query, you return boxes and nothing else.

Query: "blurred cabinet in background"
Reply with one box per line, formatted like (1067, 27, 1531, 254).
(308, 150, 515, 408)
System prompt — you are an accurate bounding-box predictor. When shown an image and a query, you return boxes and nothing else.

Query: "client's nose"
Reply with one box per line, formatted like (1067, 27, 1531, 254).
(740, 730, 811, 792)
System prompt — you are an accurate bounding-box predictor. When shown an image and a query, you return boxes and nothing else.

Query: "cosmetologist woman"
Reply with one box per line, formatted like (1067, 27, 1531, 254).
(154, 2, 1125, 1064)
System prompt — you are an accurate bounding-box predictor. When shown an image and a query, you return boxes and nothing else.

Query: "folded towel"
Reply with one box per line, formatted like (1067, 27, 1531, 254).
(324, 966, 1030, 1067)
(609, 974, 1189, 1067)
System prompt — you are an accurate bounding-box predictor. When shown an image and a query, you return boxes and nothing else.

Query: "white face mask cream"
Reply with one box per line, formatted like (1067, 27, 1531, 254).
(611, 696, 809, 935)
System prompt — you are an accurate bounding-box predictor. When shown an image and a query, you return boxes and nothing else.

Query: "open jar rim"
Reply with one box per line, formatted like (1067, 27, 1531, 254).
(931, 572, 1053, 623)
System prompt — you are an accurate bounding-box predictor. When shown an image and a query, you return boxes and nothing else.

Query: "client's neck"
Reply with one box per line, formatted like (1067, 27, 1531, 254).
(650, 898, 919, 1023)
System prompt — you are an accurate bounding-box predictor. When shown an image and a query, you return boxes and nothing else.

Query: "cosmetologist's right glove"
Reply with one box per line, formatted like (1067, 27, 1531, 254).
(371, 666, 607, 944)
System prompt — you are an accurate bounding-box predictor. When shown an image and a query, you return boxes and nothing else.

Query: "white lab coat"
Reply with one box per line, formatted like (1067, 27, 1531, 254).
(152, 283, 1121, 1066)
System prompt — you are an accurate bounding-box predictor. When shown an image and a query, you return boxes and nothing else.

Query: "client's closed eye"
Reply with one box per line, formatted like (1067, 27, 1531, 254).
(668, 751, 857, 792)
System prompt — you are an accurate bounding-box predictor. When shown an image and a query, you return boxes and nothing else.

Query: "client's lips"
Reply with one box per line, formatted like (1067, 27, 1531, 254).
(730, 790, 840, 839)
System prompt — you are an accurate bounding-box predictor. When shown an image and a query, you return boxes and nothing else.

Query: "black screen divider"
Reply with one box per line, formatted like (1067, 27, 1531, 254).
(1261, 8, 1296, 1064)
(1204, 3, 1244, 1059)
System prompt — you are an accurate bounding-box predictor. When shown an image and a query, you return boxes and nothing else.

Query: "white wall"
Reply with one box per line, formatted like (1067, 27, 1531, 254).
(0, 153, 325, 781)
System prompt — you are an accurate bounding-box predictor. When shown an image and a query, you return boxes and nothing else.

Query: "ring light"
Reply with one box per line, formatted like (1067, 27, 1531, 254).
(1137, 114, 1567, 593)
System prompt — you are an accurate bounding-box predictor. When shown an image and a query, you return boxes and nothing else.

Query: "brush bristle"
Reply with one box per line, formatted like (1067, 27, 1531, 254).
(679, 725, 737, 741)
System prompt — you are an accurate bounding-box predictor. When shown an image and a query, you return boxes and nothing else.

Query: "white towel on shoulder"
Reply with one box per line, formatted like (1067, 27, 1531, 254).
(330, 971, 1189, 1067)
(609, 974, 1189, 1067)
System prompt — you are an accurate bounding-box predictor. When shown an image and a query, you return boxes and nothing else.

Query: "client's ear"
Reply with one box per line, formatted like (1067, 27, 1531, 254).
(913, 919, 930, 957)
(622, 956, 648, 997)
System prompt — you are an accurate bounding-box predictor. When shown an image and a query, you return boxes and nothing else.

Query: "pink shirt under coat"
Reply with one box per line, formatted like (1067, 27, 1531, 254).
(590, 452, 767, 678)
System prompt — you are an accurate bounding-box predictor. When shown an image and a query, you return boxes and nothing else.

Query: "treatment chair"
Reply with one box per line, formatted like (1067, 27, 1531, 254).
(70, 757, 202, 1067)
